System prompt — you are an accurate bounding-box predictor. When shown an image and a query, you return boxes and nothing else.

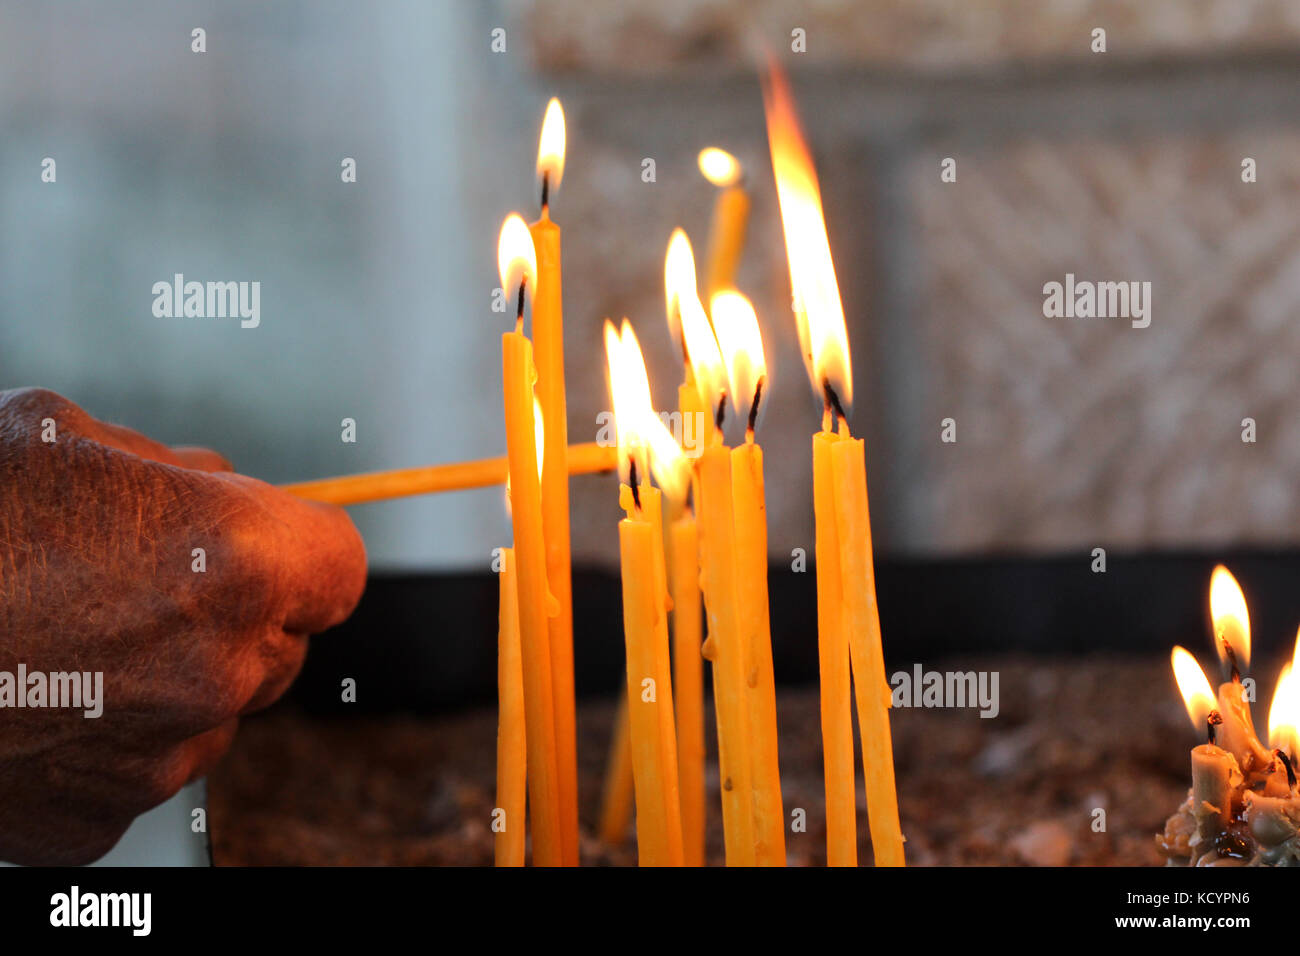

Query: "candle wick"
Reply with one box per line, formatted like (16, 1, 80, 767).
(628, 457, 642, 512)
(516, 280, 527, 335)
(1207, 710, 1223, 747)
(715, 394, 727, 433)
(540, 172, 550, 216)
(822, 378, 846, 431)
(746, 377, 764, 443)
(1276, 749, 1297, 791)
(1219, 636, 1241, 683)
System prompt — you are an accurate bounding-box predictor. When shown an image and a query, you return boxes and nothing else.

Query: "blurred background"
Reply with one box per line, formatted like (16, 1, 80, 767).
(4, 0, 1300, 573)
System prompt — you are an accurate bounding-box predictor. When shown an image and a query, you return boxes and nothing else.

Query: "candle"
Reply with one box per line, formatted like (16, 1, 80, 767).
(713, 289, 786, 867)
(530, 97, 579, 866)
(1172, 647, 1241, 853)
(764, 60, 906, 867)
(605, 320, 685, 866)
(668, 509, 705, 865)
(280, 442, 616, 505)
(698, 148, 750, 304)
(813, 428, 855, 866)
(597, 689, 635, 846)
(498, 214, 563, 866)
(672, 281, 757, 866)
(494, 547, 526, 867)
(663, 228, 710, 865)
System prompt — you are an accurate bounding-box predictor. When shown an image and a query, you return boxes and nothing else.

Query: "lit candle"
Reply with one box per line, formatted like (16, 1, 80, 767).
(764, 60, 906, 867)
(530, 97, 579, 866)
(497, 214, 563, 866)
(1172, 646, 1242, 854)
(663, 228, 710, 866)
(699, 147, 750, 305)
(675, 265, 757, 866)
(605, 320, 686, 867)
(712, 289, 786, 867)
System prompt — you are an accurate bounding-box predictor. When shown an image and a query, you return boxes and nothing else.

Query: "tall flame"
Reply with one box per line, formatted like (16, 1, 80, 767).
(603, 319, 688, 500)
(665, 231, 726, 418)
(663, 228, 698, 346)
(762, 59, 852, 410)
(698, 147, 742, 188)
(1210, 565, 1251, 673)
(711, 290, 767, 420)
(536, 98, 566, 195)
(1172, 646, 1217, 736)
(497, 214, 537, 305)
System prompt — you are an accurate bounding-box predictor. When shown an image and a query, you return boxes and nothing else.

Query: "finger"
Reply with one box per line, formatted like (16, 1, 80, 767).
(170, 446, 233, 472)
(240, 629, 309, 715)
(215, 473, 368, 635)
(0, 388, 227, 471)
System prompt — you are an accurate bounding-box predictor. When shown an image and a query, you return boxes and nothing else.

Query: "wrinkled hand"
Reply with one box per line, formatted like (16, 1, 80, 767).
(0, 389, 366, 865)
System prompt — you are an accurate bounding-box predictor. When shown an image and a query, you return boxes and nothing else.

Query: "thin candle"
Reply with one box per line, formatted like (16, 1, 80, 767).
(763, 59, 905, 867)
(279, 442, 616, 506)
(713, 289, 785, 867)
(663, 228, 710, 865)
(494, 546, 526, 867)
(605, 320, 685, 866)
(530, 97, 579, 866)
(673, 262, 756, 866)
(699, 148, 750, 305)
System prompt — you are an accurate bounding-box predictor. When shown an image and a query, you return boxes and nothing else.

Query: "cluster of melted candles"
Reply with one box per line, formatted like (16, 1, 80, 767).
(490, 63, 905, 867)
(1160, 566, 1300, 866)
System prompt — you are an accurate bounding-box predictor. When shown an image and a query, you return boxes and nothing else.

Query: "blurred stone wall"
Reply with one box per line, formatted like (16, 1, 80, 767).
(506, 0, 1300, 561)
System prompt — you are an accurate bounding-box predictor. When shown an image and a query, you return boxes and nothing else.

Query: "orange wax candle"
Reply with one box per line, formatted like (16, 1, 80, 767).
(731, 440, 785, 866)
(618, 482, 684, 867)
(502, 328, 562, 866)
(813, 429, 855, 866)
(531, 202, 577, 866)
(830, 433, 905, 867)
(697, 444, 756, 865)
(598, 694, 635, 846)
(698, 147, 750, 303)
(668, 511, 705, 866)
(494, 547, 526, 867)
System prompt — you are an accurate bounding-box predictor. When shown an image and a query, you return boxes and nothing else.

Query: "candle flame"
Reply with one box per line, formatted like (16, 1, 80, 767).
(663, 228, 698, 346)
(710, 290, 767, 420)
(1268, 662, 1298, 756)
(698, 147, 742, 188)
(679, 292, 727, 426)
(603, 319, 688, 499)
(762, 59, 852, 411)
(1210, 565, 1251, 672)
(497, 214, 537, 304)
(1172, 646, 1217, 735)
(536, 98, 566, 195)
